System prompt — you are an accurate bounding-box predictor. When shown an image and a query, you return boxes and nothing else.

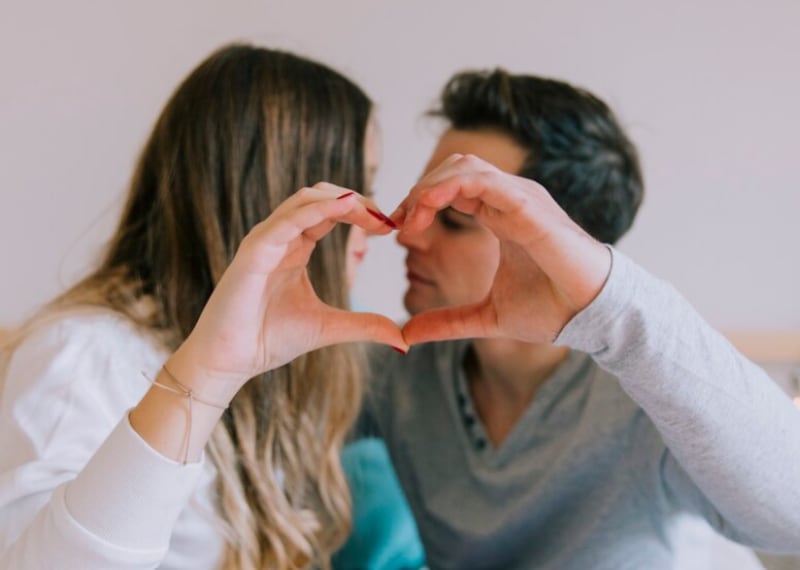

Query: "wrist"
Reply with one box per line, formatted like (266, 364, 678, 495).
(166, 343, 244, 406)
(131, 381, 223, 465)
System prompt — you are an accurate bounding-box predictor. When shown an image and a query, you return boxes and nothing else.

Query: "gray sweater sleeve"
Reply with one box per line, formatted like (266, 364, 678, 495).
(556, 247, 800, 552)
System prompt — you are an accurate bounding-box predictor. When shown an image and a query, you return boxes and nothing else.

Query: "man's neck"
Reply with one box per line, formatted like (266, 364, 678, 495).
(464, 338, 569, 447)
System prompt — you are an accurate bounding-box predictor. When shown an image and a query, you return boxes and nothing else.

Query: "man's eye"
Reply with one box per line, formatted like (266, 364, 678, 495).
(438, 211, 465, 231)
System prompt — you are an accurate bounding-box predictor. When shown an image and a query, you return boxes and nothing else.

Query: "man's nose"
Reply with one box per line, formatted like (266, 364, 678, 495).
(396, 223, 433, 251)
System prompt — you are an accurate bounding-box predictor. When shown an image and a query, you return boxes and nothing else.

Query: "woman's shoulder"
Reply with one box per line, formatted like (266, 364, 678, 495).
(19, 305, 146, 338)
(2, 306, 167, 416)
(9, 307, 162, 364)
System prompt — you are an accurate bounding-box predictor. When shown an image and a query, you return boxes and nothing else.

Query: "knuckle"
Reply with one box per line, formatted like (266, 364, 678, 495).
(461, 153, 482, 166)
(297, 186, 315, 199)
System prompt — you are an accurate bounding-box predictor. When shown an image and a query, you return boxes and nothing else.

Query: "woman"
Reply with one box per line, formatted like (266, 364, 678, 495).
(0, 44, 404, 569)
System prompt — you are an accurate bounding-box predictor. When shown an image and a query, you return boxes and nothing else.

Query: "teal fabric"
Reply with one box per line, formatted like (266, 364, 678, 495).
(333, 438, 426, 570)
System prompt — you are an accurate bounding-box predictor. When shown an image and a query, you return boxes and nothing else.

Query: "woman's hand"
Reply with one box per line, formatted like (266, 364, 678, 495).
(172, 183, 406, 400)
(394, 154, 612, 346)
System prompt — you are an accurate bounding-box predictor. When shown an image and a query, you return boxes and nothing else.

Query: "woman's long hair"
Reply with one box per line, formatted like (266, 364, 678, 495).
(39, 44, 371, 569)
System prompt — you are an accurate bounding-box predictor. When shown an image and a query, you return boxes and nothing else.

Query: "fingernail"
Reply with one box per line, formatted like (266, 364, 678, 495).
(336, 192, 355, 200)
(389, 206, 406, 225)
(391, 346, 407, 355)
(366, 208, 398, 229)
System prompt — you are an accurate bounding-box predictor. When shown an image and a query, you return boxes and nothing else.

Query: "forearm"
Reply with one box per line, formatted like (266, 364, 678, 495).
(129, 347, 234, 463)
(557, 248, 800, 549)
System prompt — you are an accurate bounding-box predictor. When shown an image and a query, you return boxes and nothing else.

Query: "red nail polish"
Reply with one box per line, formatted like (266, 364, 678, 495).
(367, 208, 397, 229)
(391, 346, 407, 355)
(336, 192, 355, 200)
(382, 215, 398, 229)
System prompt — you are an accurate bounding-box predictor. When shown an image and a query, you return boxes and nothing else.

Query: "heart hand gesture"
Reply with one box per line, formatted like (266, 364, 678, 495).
(395, 154, 612, 346)
(176, 184, 406, 398)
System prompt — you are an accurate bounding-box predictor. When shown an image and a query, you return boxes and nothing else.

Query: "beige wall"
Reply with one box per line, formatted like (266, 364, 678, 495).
(1, 0, 799, 331)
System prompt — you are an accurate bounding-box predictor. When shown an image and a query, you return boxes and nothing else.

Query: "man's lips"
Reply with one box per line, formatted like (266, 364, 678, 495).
(406, 269, 435, 286)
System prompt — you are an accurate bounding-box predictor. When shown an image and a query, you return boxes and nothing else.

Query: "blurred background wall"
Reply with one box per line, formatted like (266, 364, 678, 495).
(1, 0, 798, 331)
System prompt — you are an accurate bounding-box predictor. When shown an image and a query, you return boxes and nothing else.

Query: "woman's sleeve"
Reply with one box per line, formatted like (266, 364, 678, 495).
(555, 248, 800, 552)
(0, 317, 205, 569)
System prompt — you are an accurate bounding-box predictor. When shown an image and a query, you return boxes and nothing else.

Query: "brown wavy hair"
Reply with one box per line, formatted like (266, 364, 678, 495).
(49, 44, 372, 568)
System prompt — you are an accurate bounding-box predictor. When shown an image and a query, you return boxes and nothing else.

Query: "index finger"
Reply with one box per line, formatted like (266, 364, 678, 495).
(240, 192, 392, 274)
(389, 153, 463, 226)
(395, 154, 541, 234)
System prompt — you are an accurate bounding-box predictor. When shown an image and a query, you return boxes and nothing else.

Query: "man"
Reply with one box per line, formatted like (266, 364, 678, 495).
(353, 69, 800, 569)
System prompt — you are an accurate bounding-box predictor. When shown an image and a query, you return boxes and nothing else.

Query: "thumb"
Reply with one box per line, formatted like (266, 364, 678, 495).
(317, 308, 409, 352)
(402, 301, 497, 345)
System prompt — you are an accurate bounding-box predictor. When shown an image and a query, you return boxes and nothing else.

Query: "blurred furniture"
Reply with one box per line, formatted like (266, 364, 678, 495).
(724, 330, 800, 570)
(725, 330, 800, 407)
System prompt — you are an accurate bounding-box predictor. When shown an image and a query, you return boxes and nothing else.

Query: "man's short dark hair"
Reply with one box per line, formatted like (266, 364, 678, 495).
(432, 70, 644, 244)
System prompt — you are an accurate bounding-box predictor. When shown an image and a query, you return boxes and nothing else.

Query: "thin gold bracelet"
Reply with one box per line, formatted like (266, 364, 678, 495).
(142, 364, 229, 465)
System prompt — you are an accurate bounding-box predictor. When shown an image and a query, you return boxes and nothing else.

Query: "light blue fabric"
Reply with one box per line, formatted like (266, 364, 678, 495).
(333, 438, 426, 570)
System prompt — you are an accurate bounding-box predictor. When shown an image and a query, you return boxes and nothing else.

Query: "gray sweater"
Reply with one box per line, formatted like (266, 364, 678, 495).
(360, 249, 800, 570)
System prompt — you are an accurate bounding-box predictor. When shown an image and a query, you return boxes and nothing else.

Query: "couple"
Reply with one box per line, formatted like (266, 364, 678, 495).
(1, 44, 798, 570)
